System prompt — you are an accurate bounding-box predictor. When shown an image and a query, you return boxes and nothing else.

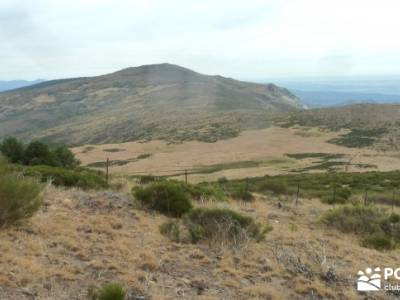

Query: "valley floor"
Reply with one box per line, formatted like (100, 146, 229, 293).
(73, 127, 400, 183)
(0, 185, 399, 299)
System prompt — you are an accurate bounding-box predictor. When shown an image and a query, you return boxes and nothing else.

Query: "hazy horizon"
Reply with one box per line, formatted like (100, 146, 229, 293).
(1, 0, 400, 80)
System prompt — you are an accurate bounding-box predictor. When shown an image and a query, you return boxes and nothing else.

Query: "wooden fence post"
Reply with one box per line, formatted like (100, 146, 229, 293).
(296, 183, 300, 206)
(185, 169, 188, 184)
(246, 177, 249, 192)
(364, 189, 368, 206)
(393, 190, 396, 212)
(106, 157, 109, 186)
(333, 185, 336, 203)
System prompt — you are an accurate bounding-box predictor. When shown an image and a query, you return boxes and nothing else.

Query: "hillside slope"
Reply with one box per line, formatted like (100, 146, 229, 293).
(0, 64, 302, 146)
(279, 103, 400, 150)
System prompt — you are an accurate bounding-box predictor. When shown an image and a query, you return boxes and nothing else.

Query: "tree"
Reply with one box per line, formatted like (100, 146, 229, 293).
(0, 137, 24, 163)
(53, 146, 79, 168)
(23, 141, 54, 166)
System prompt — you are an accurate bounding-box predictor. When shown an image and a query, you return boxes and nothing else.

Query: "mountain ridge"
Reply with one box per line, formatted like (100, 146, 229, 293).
(0, 63, 303, 146)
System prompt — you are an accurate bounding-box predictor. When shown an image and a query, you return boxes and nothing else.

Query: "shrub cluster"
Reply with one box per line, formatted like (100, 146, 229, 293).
(0, 137, 79, 168)
(134, 181, 192, 217)
(184, 207, 265, 244)
(23, 165, 107, 190)
(0, 157, 42, 227)
(321, 205, 400, 250)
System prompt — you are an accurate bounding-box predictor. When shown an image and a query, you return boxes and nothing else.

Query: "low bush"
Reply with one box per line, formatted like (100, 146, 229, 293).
(320, 205, 384, 235)
(0, 173, 42, 227)
(321, 204, 400, 250)
(229, 186, 255, 202)
(134, 181, 192, 217)
(321, 187, 351, 204)
(362, 233, 395, 250)
(257, 179, 288, 195)
(88, 283, 126, 300)
(184, 207, 265, 244)
(24, 165, 107, 190)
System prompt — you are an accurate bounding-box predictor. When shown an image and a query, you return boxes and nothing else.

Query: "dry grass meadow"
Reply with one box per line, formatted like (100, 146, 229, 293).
(1, 183, 399, 299)
(73, 127, 400, 183)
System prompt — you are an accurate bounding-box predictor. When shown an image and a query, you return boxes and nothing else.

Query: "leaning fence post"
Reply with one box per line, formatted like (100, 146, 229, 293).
(296, 183, 300, 206)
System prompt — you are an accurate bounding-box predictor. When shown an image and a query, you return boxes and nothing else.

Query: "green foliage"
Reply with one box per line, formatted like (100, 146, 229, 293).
(53, 146, 80, 168)
(88, 283, 126, 300)
(184, 207, 265, 243)
(0, 160, 42, 227)
(0, 137, 24, 163)
(230, 171, 400, 206)
(24, 165, 107, 190)
(134, 181, 192, 217)
(320, 205, 384, 234)
(0, 137, 79, 168)
(362, 233, 395, 251)
(228, 186, 255, 202)
(321, 204, 400, 250)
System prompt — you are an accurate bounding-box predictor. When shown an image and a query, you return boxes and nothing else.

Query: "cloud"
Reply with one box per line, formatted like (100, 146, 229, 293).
(0, 0, 399, 80)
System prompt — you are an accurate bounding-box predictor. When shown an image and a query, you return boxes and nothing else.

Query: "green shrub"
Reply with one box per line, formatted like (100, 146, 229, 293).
(184, 207, 264, 244)
(0, 137, 24, 163)
(229, 186, 255, 202)
(24, 165, 107, 190)
(138, 175, 158, 184)
(0, 137, 79, 168)
(0, 174, 42, 227)
(362, 233, 395, 250)
(88, 283, 126, 300)
(320, 205, 384, 235)
(321, 204, 400, 250)
(134, 181, 192, 217)
(257, 180, 288, 195)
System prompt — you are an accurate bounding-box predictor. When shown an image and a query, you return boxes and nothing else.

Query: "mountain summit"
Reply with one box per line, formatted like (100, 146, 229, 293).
(0, 64, 303, 145)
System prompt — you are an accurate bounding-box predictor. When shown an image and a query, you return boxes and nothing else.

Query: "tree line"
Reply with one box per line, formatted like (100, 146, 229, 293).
(0, 137, 79, 168)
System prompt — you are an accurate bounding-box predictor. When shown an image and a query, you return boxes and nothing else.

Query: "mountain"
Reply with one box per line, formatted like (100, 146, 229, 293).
(0, 80, 45, 92)
(0, 63, 303, 146)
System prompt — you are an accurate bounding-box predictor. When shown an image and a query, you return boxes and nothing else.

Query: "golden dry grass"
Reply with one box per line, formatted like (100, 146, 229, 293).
(0, 184, 399, 299)
(73, 127, 400, 183)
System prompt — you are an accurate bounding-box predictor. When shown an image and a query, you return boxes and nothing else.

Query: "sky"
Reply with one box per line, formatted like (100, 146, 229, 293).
(1, 0, 400, 80)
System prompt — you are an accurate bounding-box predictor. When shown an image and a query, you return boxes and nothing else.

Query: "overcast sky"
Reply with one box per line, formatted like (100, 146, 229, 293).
(1, 0, 400, 80)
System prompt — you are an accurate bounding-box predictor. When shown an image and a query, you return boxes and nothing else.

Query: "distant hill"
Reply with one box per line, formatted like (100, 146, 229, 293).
(290, 89, 400, 108)
(0, 63, 303, 146)
(279, 103, 400, 150)
(0, 80, 44, 92)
